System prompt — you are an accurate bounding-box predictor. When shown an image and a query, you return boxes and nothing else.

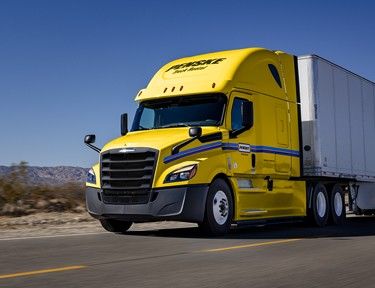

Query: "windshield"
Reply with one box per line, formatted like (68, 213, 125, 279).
(131, 94, 227, 131)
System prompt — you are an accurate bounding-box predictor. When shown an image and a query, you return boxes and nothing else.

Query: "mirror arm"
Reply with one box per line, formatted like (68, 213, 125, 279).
(172, 137, 198, 155)
(85, 143, 101, 153)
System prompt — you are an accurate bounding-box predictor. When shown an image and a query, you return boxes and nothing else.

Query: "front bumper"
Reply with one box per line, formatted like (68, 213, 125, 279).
(86, 185, 209, 223)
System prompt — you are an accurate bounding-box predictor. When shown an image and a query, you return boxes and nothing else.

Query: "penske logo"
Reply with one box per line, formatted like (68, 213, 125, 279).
(166, 58, 226, 74)
(238, 143, 251, 153)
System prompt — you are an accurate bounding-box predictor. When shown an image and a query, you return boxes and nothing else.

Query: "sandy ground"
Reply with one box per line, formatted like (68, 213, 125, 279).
(0, 212, 196, 239)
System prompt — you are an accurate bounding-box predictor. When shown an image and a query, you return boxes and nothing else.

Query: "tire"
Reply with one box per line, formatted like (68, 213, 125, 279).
(199, 179, 233, 235)
(330, 184, 346, 225)
(100, 219, 132, 233)
(308, 183, 329, 227)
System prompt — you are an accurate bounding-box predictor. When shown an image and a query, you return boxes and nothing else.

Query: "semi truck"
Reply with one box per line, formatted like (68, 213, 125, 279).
(84, 47, 375, 235)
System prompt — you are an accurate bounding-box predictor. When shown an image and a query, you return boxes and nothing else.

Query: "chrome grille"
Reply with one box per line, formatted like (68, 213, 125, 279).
(100, 148, 157, 205)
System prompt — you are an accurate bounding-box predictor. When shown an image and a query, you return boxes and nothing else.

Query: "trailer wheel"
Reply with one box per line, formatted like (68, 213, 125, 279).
(309, 183, 329, 227)
(199, 179, 233, 235)
(330, 184, 346, 225)
(100, 219, 132, 233)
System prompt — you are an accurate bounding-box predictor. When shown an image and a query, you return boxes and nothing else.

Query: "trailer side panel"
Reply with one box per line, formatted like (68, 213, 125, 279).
(298, 55, 375, 181)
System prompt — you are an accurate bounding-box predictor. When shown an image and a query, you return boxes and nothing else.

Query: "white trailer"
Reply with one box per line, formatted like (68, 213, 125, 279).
(298, 55, 375, 213)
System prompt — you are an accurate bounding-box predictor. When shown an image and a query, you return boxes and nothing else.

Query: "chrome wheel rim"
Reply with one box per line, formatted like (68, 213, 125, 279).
(334, 191, 343, 216)
(213, 190, 229, 225)
(317, 191, 327, 218)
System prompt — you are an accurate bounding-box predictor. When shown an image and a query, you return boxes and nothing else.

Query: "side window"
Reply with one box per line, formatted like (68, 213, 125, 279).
(268, 64, 282, 88)
(231, 98, 252, 131)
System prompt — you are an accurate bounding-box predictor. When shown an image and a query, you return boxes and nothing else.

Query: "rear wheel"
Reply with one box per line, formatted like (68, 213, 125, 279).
(199, 179, 233, 235)
(330, 184, 346, 225)
(308, 183, 329, 227)
(100, 219, 133, 233)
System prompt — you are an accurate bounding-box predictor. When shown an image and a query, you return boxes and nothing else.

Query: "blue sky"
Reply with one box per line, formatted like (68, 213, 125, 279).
(1, 0, 374, 168)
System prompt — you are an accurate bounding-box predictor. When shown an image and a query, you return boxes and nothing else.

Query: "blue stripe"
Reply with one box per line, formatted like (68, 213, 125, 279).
(163, 142, 300, 164)
(222, 143, 238, 150)
(163, 141, 222, 164)
(222, 143, 299, 157)
(250, 145, 300, 157)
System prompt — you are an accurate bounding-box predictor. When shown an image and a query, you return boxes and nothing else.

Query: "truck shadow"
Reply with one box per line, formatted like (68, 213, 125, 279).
(124, 216, 375, 240)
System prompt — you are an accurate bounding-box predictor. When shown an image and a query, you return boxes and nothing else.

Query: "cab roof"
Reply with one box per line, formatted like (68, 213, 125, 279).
(135, 47, 294, 102)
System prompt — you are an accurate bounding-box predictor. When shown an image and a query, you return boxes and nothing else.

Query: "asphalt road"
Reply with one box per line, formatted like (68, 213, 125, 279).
(1, 216, 375, 288)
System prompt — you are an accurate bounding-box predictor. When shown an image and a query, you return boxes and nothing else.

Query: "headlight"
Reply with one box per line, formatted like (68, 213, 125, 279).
(87, 168, 96, 184)
(164, 165, 197, 183)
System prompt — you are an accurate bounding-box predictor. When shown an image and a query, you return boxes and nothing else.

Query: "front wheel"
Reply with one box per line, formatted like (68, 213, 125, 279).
(199, 179, 233, 235)
(100, 219, 133, 233)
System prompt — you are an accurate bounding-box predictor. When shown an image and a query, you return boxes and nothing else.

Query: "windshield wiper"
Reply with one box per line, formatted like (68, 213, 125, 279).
(137, 125, 152, 131)
(158, 123, 190, 128)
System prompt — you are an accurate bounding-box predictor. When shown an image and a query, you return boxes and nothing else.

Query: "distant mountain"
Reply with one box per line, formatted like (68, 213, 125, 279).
(0, 166, 88, 185)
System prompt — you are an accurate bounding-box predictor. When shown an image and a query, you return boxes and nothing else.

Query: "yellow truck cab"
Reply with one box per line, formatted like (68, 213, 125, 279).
(85, 47, 375, 234)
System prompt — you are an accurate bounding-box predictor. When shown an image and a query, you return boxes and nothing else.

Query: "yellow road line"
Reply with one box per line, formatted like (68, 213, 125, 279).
(0, 239, 301, 279)
(204, 238, 301, 252)
(0, 265, 86, 279)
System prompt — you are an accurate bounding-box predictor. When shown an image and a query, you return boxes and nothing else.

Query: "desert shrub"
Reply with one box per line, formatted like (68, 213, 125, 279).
(0, 161, 29, 204)
(0, 162, 86, 216)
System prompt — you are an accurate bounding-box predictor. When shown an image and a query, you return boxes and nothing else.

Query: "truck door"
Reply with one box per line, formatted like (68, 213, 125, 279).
(227, 92, 295, 220)
(226, 92, 269, 219)
(227, 94, 254, 177)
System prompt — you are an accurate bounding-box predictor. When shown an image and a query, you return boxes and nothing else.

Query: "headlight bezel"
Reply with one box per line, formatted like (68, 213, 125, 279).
(164, 164, 197, 183)
(86, 168, 96, 184)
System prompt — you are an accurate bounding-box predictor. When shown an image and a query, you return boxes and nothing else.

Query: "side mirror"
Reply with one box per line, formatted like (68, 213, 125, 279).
(121, 113, 128, 136)
(84, 134, 100, 153)
(189, 127, 202, 138)
(84, 134, 96, 144)
(241, 101, 253, 128)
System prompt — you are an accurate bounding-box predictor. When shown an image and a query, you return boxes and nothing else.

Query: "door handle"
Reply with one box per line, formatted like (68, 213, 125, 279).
(264, 176, 273, 191)
(251, 154, 256, 168)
